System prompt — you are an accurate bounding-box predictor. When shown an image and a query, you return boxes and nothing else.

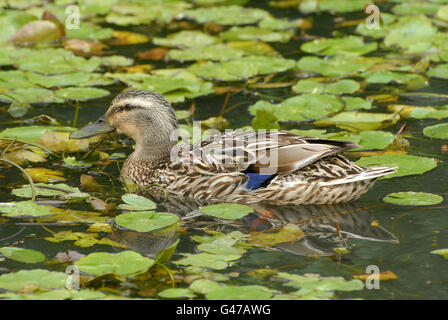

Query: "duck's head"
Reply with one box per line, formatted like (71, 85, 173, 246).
(70, 90, 178, 161)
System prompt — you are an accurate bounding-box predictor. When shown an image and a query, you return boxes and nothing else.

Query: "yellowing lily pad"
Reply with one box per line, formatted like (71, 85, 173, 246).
(200, 203, 253, 220)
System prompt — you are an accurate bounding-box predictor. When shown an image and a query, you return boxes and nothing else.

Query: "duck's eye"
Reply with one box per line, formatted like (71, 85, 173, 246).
(124, 104, 133, 109)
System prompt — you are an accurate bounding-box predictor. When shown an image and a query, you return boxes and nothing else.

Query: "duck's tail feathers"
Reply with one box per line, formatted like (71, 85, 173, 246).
(319, 167, 397, 186)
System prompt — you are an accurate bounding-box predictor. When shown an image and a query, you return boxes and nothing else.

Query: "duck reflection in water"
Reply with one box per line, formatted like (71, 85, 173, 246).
(108, 191, 398, 258)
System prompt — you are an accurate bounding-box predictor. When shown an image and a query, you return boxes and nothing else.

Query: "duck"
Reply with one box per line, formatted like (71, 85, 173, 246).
(70, 89, 396, 205)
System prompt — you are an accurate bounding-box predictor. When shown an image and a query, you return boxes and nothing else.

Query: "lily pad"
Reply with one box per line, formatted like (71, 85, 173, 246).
(206, 285, 274, 300)
(174, 253, 240, 270)
(383, 192, 443, 206)
(0, 247, 45, 263)
(153, 31, 217, 48)
(158, 288, 196, 299)
(200, 203, 253, 220)
(75, 251, 155, 276)
(431, 249, 448, 259)
(297, 56, 379, 77)
(184, 5, 269, 25)
(0, 125, 75, 142)
(292, 79, 360, 95)
(301, 36, 377, 56)
(115, 212, 179, 232)
(220, 26, 294, 43)
(119, 193, 157, 211)
(0, 201, 57, 218)
(314, 112, 400, 131)
(356, 154, 437, 179)
(0, 269, 68, 291)
(12, 183, 80, 198)
(423, 123, 448, 139)
(55, 87, 110, 101)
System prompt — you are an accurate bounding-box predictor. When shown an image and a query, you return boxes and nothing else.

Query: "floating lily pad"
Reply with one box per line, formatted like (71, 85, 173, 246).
(198, 237, 246, 256)
(292, 79, 360, 95)
(174, 253, 239, 270)
(158, 288, 196, 299)
(75, 251, 154, 276)
(115, 212, 179, 232)
(189, 279, 222, 295)
(428, 64, 448, 79)
(0, 269, 68, 291)
(119, 193, 157, 211)
(250, 223, 304, 247)
(297, 56, 379, 77)
(12, 183, 80, 198)
(431, 249, 448, 259)
(0, 201, 57, 218)
(383, 192, 443, 206)
(423, 123, 448, 139)
(200, 203, 253, 220)
(0, 125, 75, 142)
(314, 112, 400, 131)
(184, 5, 269, 25)
(300, 0, 372, 13)
(250, 94, 344, 122)
(220, 26, 294, 43)
(153, 31, 217, 48)
(0, 247, 45, 263)
(206, 285, 274, 300)
(167, 44, 245, 62)
(55, 87, 110, 101)
(356, 154, 437, 179)
(301, 36, 377, 56)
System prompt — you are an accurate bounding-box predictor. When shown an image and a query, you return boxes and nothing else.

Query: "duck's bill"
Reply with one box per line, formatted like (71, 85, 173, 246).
(70, 115, 115, 139)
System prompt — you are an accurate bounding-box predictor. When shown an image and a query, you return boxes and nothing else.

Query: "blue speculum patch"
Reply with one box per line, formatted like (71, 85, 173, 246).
(244, 172, 276, 190)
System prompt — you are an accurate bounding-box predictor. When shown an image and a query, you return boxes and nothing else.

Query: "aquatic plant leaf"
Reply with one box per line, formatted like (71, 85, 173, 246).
(220, 26, 294, 43)
(363, 71, 426, 85)
(353, 270, 399, 281)
(250, 223, 304, 247)
(55, 87, 110, 101)
(356, 155, 437, 179)
(427, 64, 448, 79)
(423, 123, 448, 139)
(342, 97, 372, 111)
(174, 253, 239, 270)
(293, 79, 360, 95)
(24, 168, 65, 183)
(328, 131, 395, 150)
(259, 16, 309, 30)
(12, 183, 80, 198)
(189, 279, 222, 295)
(167, 44, 245, 62)
(115, 212, 179, 232)
(75, 251, 154, 276)
(200, 203, 253, 220)
(383, 192, 443, 206)
(384, 16, 437, 50)
(26, 72, 91, 88)
(153, 31, 217, 48)
(0, 201, 57, 218)
(0, 125, 75, 142)
(184, 5, 269, 25)
(198, 237, 246, 256)
(431, 249, 448, 259)
(250, 94, 344, 122)
(10, 20, 62, 43)
(0, 87, 63, 104)
(66, 23, 113, 40)
(392, 2, 440, 16)
(206, 285, 274, 300)
(119, 194, 157, 211)
(0, 269, 67, 291)
(0, 247, 45, 263)
(158, 288, 196, 298)
(297, 56, 378, 77)
(252, 109, 280, 130)
(300, 0, 372, 13)
(314, 112, 399, 131)
(301, 36, 377, 56)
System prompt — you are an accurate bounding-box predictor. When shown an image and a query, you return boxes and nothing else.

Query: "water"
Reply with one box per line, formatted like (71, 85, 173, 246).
(0, 0, 447, 300)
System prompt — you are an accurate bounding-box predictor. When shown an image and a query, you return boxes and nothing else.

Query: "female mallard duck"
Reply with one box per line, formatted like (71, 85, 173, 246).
(71, 90, 395, 205)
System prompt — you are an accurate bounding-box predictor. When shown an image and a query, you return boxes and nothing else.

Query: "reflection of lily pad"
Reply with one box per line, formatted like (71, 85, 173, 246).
(356, 155, 437, 179)
(383, 192, 443, 206)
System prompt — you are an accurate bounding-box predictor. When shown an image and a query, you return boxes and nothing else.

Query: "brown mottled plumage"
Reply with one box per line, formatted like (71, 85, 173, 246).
(71, 90, 396, 205)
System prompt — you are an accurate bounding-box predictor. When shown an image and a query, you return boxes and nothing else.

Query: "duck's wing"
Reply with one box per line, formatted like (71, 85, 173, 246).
(172, 130, 360, 175)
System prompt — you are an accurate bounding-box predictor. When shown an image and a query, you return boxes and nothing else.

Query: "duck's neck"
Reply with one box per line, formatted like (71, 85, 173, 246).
(131, 129, 177, 164)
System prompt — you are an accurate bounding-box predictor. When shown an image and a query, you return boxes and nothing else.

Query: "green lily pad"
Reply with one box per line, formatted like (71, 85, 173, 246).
(0, 269, 68, 291)
(258, 16, 308, 30)
(174, 253, 240, 270)
(115, 212, 179, 232)
(250, 223, 304, 247)
(26, 72, 91, 88)
(167, 44, 245, 62)
(392, 2, 441, 16)
(431, 249, 448, 259)
(200, 203, 253, 220)
(314, 111, 400, 131)
(0, 88, 63, 104)
(301, 36, 377, 56)
(428, 64, 448, 79)
(250, 94, 344, 122)
(198, 237, 246, 256)
(383, 192, 443, 206)
(184, 5, 269, 25)
(328, 131, 395, 150)
(363, 71, 426, 85)
(188, 56, 296, 81)
(300, 0, 372, 13)
(75, 251, 155, 276)
(12, 183, 80, 198)
(385, 16, 437, 50)
(119, 193, 157, 211)
(0, 125, 75, 142)
(292, 79, 360, 95)
(158, 288, 196, 299)
(206, 285, 274, 300)
(0, 247, 45, 263)
(220, 26, 294, 43)
(153, 31, 217, 48)
(0, 201, 57, 218)
(356, 154, 437, 179)
(189, 279, 222, 295)
(297, 56, 379, 77)
(423, 123, 448, 139)
(55, 87, 110, 101)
